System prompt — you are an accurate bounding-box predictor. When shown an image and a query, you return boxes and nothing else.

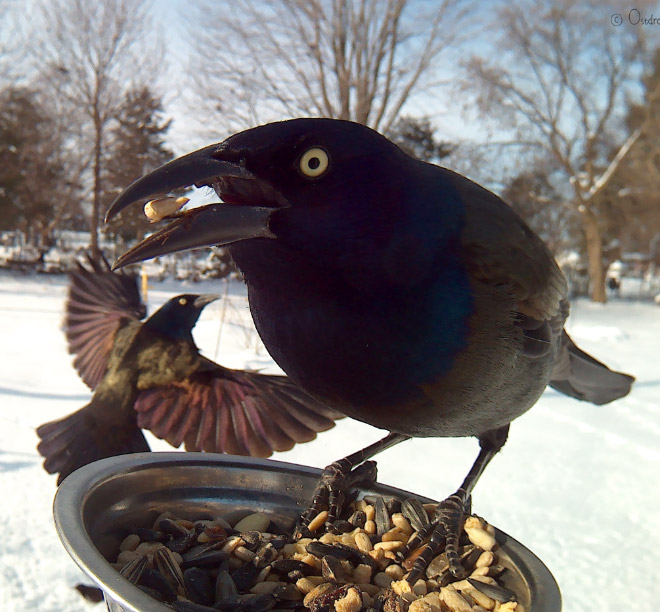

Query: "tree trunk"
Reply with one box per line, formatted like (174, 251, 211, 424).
(90, 111, 103, 261)
(581, 205, 606, 303)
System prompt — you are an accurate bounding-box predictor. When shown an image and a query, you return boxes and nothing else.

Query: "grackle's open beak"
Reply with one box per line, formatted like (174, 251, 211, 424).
(105, 144, 287, 270)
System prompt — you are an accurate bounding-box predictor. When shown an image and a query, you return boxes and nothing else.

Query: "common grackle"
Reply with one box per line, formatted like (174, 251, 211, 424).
(105, 118, 634, 578)
(37, 255, 342, 484)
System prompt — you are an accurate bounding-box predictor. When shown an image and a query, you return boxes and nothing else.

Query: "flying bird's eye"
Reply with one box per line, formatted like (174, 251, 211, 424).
(178, 297, 187, 306)
(299, 147, 329, 178)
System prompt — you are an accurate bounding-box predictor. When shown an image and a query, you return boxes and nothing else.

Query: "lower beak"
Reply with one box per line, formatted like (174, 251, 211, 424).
(112, 203, 275, 270)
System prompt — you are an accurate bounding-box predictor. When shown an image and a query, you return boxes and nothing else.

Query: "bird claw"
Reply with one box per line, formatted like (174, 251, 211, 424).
(294, 459, 378, 538)
(399, 488, 471, 583)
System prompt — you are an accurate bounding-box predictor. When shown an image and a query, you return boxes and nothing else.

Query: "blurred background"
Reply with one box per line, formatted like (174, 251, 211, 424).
(1, 0, 660, 302)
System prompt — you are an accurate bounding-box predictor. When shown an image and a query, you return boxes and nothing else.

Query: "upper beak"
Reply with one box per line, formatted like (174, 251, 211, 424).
(105, 143, 253, 221)
(105, 144, 283, 270)
(193, 294, 221, 309)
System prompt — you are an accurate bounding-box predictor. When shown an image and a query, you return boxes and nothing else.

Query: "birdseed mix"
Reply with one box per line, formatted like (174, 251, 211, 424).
(110, 498, 523, 612)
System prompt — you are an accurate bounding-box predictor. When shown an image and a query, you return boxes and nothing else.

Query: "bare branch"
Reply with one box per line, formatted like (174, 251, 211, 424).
(460, 0, 649, 302)
(586, 127, 642, 200)
(184, 0, 475, 131)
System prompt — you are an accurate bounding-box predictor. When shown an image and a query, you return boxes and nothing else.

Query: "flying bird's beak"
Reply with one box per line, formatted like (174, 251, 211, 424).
(193, 294, 221, 309)
(105, 144, 286, 270)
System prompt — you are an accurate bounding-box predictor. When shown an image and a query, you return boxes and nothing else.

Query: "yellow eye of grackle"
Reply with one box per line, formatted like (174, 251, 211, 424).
(299, 147, 329, 178)
(178, 297, 187, 305)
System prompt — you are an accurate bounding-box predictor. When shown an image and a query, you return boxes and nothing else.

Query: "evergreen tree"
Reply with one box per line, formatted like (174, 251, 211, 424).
(104, 87, 175, 243)
(387, 116, 454, 163)
(502, 165, 579, 257)
(0, 87, 81, 245)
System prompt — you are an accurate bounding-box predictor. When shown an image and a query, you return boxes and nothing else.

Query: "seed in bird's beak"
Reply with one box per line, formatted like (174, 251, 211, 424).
(144, 196, 190, 223)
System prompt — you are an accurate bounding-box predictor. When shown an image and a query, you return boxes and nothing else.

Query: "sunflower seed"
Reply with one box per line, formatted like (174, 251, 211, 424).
(306, 541, 355, 562)
(231, 560, 261, 590)
(184, 566, 215, 606)
(401, 499, 429, 532)
(154, 546, 185, 594)
(241, 530, 262, 551)
(137, 585, 164, 601)
(134, 527, 165, 542)
(467, 577, 517, 603)
(138, 568, 177, 603)
(347, 510, 366, 529)
(119, 554, 147, 585)
(320, 554, 346, 583)
(271, 559, 315, 576)
(159, 517, 190, 538)
(166, 530, 198, 554)
(272, 583, 303, 601)
(374, 497, 390, 536)
(485, 564, 506, 578)
(241, 593, 277, 612)
(215, 570, 239, 600)
(214, 597, 242, 612)
(254, 543, 278, 569)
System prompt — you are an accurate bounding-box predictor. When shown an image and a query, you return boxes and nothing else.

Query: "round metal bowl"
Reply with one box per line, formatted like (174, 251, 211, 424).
(54, 452, 561, 612)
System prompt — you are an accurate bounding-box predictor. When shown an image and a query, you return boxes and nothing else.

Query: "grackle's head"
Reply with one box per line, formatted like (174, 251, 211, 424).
(105, 118, 439, 272)
(145, 294, 219, 339)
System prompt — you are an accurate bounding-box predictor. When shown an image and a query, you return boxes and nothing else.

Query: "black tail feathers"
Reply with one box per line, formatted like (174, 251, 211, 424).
(550, 333, 634, 406)
(36, 403, 150, 485)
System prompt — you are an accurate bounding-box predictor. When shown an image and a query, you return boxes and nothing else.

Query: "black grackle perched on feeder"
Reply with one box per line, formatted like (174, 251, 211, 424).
(106, 118, 634, 578)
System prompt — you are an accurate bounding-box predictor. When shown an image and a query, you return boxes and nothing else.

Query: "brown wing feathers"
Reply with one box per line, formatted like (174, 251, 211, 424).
(65, 254, 145, 389)
(135, 370, 343, 458)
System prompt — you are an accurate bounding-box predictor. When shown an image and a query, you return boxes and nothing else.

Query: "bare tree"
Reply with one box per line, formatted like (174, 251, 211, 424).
(30, 0, 162, 258)
(185, 0, 474, 136)
(462, 0, 655, 302)
(0, 2, 10, 84)
(602, 48, 660, 257)
(0, 1, 25, 86)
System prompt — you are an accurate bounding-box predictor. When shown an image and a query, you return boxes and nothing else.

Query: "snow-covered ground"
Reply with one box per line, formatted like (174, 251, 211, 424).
(0, 270, 658, 612)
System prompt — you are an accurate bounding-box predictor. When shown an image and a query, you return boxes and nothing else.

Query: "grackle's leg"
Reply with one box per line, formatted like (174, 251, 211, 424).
(401, 425, 509, 583)
(294, 432, 410, 537)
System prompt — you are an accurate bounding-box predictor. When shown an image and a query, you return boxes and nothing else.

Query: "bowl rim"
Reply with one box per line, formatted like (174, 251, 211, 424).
(54, 452, 561, 612)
